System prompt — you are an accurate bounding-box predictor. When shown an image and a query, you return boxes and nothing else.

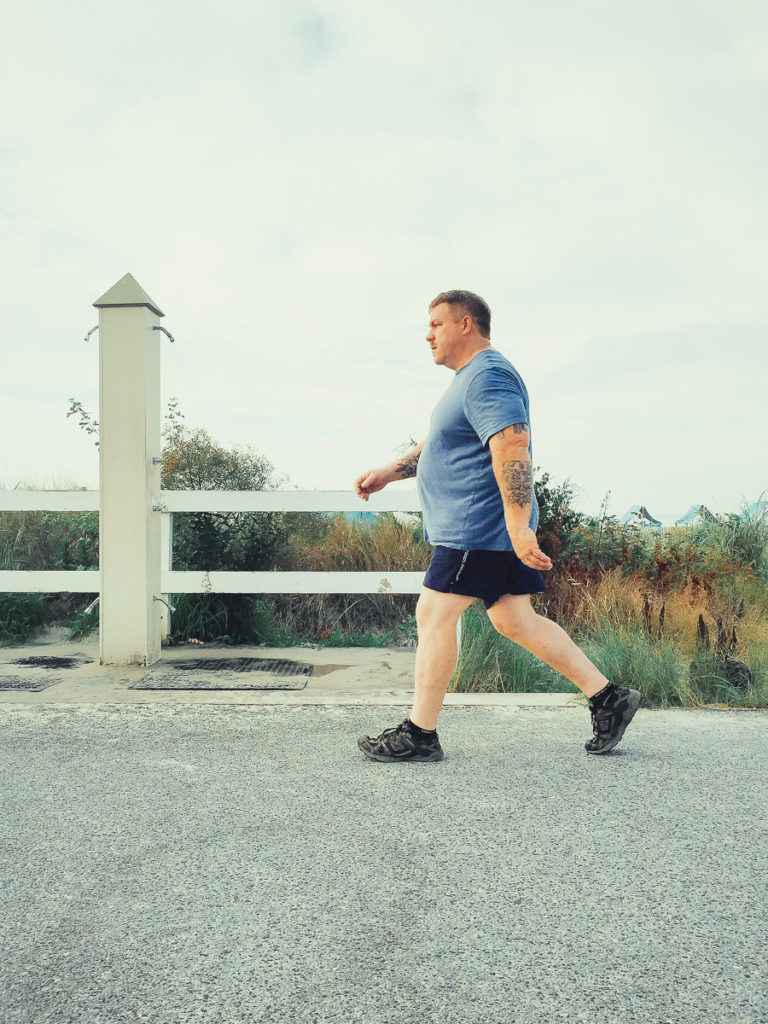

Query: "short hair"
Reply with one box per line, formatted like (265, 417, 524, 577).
(429, 290, 491, 338)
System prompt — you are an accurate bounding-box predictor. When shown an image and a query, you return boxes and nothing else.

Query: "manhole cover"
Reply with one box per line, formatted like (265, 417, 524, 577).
(10, 656, 93, 670)
(0, 675, 63, 692)
(129, 657, 313, 691)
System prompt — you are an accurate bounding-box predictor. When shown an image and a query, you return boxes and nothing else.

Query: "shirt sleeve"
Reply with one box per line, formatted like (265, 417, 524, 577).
(463, 366, 528, 446)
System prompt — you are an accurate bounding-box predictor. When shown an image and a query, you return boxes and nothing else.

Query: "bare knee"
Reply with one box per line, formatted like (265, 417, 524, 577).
(487, 598, 538, 641)
(415, 594, 447, 633)
(416, 590, 472, 633)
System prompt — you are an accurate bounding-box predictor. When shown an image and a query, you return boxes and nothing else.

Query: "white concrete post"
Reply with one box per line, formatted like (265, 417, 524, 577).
(94, 274, 164, 666)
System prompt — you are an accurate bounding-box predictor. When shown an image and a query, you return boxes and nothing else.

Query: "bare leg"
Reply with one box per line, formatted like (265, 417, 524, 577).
(486, 594, 609, 698)
(409, 587, 476, 730)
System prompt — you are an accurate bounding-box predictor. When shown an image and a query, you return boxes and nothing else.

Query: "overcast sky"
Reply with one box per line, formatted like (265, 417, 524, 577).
(1, 0, 766, 525)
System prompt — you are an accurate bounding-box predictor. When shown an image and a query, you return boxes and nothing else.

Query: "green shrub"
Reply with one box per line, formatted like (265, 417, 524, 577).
(533, 467, 586, 561)
(167, 593, 289, 646)
(687, 502, 768, 581)
(63, 603, 99, 641)
(562, 519, 652, 574)
(0, 592, 51, 644)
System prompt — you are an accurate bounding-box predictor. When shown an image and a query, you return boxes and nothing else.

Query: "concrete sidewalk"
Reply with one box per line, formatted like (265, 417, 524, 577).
(2, 694, 767, 1023)
(0, 626, 576, 709)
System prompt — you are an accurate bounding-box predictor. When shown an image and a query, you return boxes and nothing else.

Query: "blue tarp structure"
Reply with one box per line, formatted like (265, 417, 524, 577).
(619, 505, 662, 529)
(332, 511, 418, 526)
(320, 511, 378, 525)
(343, 511, 377, 525)
(674, 504, 717, 527)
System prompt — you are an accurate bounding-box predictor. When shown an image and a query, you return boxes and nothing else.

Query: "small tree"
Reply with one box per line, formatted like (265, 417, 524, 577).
(161, 421, 289, 573)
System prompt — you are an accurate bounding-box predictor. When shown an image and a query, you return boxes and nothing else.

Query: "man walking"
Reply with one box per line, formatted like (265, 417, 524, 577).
(354, 290, 641, 762)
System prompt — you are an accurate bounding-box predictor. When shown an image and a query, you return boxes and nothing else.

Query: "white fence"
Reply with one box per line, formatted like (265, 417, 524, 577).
(0, 488, 424, 597)
(0, 274, 438, 666)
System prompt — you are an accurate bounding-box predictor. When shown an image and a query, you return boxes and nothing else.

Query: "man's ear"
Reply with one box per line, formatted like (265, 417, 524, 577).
(462, 315, 473, 335)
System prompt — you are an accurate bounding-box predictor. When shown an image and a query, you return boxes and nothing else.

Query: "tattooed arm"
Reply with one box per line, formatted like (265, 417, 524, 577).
(488, 425, 553, 571)
(355, 441, 424, 501)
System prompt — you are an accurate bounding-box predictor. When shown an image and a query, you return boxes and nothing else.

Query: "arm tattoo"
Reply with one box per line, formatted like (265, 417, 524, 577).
(502, 459, 533, 507)
(495, 422, 529, 439)
(394, 452, 420, 479)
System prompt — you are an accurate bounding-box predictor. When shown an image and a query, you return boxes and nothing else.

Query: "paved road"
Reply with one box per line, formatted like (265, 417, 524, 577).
(1, 703, 767, 1024)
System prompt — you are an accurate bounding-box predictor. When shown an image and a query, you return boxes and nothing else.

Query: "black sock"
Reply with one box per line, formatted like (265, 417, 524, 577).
(406, 718, 436, 736)
(588, 682, 617, 708)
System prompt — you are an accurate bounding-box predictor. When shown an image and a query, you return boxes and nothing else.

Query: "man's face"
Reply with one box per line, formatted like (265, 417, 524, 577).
(426, 303, 467, 367)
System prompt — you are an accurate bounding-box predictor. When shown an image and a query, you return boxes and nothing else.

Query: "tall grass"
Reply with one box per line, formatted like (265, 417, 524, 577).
(449, 509, 768, 707)
(283, 511, 431, 572)
(259, 513, 430, 644)
(450, 603, 571, 694)
(687, 500, 768, 581)
(453, 605, 768, 708)
(579, 622, 768, 709)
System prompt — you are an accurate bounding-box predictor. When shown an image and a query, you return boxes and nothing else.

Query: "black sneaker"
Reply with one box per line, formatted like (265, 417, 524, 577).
(357, 719, 444, 762)
(585, 686, 642, 754)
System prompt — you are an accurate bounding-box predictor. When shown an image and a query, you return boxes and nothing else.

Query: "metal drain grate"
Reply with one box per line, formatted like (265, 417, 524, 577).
(129, 656, 313, 691)
(0, 654, 93, 691)
(162, 657, 311, 675)
(0, 675, 63, 692)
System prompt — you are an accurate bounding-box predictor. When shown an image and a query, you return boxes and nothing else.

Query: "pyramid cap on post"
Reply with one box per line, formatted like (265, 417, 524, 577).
(93, 273, 164, 317)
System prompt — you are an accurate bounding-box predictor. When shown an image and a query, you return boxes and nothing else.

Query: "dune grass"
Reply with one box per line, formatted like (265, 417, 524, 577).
(450, 556, 768, 708)
(450, 602, 572, 695)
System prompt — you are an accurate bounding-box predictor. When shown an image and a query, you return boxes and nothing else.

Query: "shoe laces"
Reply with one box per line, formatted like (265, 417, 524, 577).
(380, 720, 409, 738)
(590, 703, 614, 738)
(366, 720, 410, 745)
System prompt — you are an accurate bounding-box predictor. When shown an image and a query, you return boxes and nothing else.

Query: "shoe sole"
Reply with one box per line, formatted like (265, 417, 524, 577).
(357, 739, 444, 763)
(586, 690, 642, 755)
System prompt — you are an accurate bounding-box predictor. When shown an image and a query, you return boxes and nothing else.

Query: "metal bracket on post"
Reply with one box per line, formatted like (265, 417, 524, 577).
(152, 325, 175, 343)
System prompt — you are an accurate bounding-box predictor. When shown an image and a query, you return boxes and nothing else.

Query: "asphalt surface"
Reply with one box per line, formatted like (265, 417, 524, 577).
(2, 703, 767, 1024)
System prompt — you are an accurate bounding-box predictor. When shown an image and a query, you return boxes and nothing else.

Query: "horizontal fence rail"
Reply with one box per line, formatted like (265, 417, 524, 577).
(0, 489, 423, 595)
(0, 490, 419, 513)
(0, 490, 99, 512)
(0, 570, 423, 595)
(164, 571, 424, 595)
(0, 570, 100, 593)
(160, 490, 421, 513)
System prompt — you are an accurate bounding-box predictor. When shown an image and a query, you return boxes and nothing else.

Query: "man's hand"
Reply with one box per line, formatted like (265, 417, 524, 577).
(354, 468, 390, 501)
(356, 443, 423, 499)
(510, 527, 553, 571)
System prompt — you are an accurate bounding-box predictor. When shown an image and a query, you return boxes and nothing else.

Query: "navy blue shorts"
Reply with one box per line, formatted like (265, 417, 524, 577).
(423, 545, 548, 610)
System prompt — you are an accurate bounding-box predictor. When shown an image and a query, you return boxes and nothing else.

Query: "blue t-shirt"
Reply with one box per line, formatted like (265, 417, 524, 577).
(416, 348, 539, 550)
